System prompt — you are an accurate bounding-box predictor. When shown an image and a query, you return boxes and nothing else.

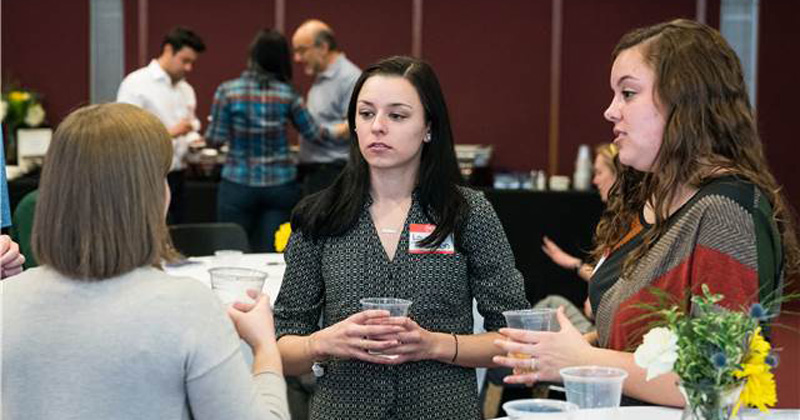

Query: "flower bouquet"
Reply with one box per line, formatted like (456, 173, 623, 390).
(2, 87, 47, 164)
(633, 285, 779, 420)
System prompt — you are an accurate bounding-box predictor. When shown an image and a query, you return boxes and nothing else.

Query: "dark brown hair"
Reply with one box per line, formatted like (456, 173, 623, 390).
(32, 103, 174, 280)
(594, 19, 799, 280)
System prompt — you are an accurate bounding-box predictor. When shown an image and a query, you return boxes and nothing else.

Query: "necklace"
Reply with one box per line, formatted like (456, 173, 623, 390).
(379, 227, 401, 235)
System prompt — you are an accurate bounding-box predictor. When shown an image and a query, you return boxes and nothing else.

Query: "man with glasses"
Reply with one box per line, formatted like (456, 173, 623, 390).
(291, 19, 360, 196)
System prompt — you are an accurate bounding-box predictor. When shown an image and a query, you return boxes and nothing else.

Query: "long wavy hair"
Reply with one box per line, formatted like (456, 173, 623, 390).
(593, 19, 799, 280)
(292, 56, 466, 248)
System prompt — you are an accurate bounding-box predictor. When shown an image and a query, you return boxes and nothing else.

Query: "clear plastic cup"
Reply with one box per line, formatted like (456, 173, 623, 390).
(502, 308, 557, 373)
(359, 297, 413, 316)
(214, 249, 243, 266)
(359, 298, 412, 358)
(208, 267, 267, 305)
(503, 308, 557, 331)
(502, 399, 578, 419)
(559, 366, 629, 409)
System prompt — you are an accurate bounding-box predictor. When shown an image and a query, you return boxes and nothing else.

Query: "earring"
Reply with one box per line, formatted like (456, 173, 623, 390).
(424, 131, 432, 143)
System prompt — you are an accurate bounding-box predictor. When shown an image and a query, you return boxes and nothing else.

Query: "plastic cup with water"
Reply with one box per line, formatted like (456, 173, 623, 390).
(208, 267, 267, 305)
(559, 365, 629, 409)
(502, 308, 557, 373)
(214, 249, 243, 266)
(359, 297, 412, 358)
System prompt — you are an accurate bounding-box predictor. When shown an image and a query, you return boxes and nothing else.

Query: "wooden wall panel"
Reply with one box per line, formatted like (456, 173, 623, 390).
(423, 0, 552, 172)
(1, 0, 89, 126)
(758, 0, 800, 408)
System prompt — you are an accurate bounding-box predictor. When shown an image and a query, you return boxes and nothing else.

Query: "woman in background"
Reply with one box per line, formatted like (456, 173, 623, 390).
(2, 103, 289, 419)
(205, 29, 343, 251)
(537, 143, 621, 333)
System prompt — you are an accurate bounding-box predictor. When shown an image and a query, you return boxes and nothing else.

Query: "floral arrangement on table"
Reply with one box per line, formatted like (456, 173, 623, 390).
(274, 222, 292, 253)
(2, 87, 47, 163)
(633, 285, 781, 420)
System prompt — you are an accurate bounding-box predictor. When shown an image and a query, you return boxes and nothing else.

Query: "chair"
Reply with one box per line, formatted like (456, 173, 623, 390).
(169, 223, 250, 257)
(10, 189, 38, 269)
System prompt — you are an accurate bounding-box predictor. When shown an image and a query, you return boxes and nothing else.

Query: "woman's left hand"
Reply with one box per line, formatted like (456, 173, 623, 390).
(365, 316, 441, 363)
(492, 306, 595, 385)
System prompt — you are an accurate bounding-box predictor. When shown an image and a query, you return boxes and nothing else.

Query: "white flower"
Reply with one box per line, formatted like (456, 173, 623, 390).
(24, 103, 45, 127)
(634, 327, 679, 381)
(0, 99, 7, 122)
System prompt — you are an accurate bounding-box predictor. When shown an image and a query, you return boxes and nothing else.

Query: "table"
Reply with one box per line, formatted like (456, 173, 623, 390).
(492, 406, 800, 420)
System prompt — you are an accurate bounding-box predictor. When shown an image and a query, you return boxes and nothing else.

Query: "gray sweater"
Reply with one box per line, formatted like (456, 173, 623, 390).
(1, 266, 289, 420)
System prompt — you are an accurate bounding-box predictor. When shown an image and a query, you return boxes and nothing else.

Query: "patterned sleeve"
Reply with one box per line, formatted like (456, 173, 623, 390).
(273, 231, 326, 339)
(460, 189, 531, 331)
(689, 195, 767, 311)
(288, 94, 329, 147)
(204, 84, 231, 147)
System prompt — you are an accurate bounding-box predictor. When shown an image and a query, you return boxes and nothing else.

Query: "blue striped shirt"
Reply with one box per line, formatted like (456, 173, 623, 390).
(205, 70, 326, 187)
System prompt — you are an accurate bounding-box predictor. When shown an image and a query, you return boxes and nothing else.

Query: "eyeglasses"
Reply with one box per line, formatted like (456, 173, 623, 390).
(293, 44, 317, 55)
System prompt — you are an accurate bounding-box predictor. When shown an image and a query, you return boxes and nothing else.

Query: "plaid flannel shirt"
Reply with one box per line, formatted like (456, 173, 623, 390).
(205, 70, 328, 187)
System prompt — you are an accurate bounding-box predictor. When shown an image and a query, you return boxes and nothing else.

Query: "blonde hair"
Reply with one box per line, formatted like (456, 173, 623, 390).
(595, 143, 620, 177)
(33, 103, 175, 280)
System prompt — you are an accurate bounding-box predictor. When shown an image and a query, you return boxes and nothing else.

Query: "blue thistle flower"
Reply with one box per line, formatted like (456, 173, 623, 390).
(749, 303, 768, 321)
(711, 352, 728, 369)
(766, 353, 779, 368)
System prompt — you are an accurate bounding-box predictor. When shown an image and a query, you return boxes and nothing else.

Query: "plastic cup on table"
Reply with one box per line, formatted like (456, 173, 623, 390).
(502, 308, 557, 373)
(214, 249, 243, 266)
(502, 399, 578, 419)
(208, 267, 267, 305)
(559, 365, 629, 409)
(359, 297, 413, 358)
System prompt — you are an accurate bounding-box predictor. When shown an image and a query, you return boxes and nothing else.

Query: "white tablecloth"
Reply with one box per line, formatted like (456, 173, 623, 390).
(493, 406, 799, 420)
(164, 253, 285, 305)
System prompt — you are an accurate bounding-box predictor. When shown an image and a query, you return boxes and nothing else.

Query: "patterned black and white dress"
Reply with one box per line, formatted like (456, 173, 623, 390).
(274, 187, 530, 420)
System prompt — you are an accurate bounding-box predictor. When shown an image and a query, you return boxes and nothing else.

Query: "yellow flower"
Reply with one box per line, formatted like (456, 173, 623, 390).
(274, 222, 292, 253)
(8, 91, 30, 103)
(732, 328, 776, 415)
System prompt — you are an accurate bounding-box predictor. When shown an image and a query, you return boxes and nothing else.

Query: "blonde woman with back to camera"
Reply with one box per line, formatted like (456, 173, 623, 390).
(2, 103, 290, 419)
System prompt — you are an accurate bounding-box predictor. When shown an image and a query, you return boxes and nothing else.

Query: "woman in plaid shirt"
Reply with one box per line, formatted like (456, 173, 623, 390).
(205, 29, 342, 252)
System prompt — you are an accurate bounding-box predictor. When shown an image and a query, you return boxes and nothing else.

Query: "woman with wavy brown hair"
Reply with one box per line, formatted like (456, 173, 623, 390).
(494, 19, 798, 406)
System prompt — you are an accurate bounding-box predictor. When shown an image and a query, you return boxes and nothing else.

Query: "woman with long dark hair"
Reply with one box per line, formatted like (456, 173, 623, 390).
(205, 29, 342, 251)
(273, 56, 529, 419)
(494, 19, 798, 407)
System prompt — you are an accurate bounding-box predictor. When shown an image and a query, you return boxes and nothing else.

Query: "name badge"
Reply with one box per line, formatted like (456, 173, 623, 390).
(408, 224, 455, 254)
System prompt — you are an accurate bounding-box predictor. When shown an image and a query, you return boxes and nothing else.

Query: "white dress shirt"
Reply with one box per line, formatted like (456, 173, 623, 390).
(117, 59, 201, 171)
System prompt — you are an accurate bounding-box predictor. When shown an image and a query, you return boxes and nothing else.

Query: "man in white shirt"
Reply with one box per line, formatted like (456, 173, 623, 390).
(117, 27, 206, 223)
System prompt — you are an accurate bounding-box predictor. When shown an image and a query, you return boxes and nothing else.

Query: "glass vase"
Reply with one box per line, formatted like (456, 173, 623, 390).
(678, 381, 744, 420)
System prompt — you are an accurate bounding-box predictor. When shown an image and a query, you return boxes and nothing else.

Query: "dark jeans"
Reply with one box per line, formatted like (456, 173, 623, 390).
(216, 179, 301, 252)
(167, 170, 186, 225)
(298, 161, 346, 197)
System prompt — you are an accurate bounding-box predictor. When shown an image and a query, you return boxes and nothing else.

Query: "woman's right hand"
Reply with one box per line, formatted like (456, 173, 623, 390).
(308, 310, 407, 363)
(227, 290, 277, 351)
(541, 236, 581, 271)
